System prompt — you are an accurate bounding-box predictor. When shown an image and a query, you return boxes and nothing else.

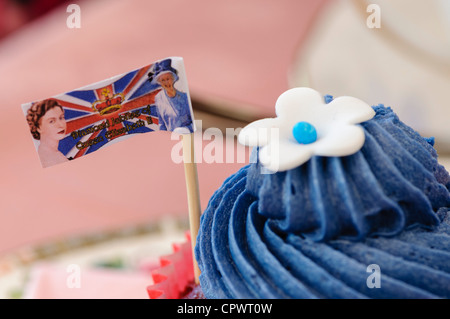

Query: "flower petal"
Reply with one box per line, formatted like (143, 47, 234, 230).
(238, 118, 280, 147)
(313, 124, 365, 157)
(275, 87, 324, 118)
(259, 138, 314, 172)
(327, 96, 375, 124)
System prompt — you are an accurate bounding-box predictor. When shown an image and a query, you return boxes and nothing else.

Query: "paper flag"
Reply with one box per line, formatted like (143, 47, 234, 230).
(21, 57, 195, 168)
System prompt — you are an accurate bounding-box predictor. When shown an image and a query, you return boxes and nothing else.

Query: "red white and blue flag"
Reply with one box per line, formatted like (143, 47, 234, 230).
(22, 57, 195, 168)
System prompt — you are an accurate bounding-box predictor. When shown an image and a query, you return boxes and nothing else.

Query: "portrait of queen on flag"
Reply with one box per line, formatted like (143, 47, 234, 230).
(22, 57, 196, 168)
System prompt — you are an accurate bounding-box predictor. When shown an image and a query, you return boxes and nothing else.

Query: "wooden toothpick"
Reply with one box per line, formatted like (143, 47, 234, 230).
(182, 133, 201, 284)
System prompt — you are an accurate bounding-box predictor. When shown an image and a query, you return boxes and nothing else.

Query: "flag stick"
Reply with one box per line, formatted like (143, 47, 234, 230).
(182, 133, 201, 284)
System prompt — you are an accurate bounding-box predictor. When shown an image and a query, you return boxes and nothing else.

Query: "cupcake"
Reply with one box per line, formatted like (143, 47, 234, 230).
(195, 88, 450, 299)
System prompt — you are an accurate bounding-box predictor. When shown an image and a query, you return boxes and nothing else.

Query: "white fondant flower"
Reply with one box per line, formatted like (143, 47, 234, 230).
(238, 87, 375, 172)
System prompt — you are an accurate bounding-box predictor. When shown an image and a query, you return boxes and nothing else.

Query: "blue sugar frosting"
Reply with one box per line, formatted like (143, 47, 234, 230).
(247, 105, 449, 241)
(195, 105, 450, 299)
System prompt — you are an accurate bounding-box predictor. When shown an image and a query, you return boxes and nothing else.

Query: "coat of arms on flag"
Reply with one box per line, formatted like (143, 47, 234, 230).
(21, 57, 196, 168)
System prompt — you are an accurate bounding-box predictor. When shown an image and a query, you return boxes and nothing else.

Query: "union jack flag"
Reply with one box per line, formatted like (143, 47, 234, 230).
(22, 57, 195, 167)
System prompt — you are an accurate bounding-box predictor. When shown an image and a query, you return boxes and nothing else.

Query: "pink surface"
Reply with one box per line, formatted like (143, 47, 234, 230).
(24, 262, 152, 299)
(0, 0, 329, 254)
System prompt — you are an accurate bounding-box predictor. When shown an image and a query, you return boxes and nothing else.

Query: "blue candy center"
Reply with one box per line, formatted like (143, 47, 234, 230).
(293, 122, 317, 144)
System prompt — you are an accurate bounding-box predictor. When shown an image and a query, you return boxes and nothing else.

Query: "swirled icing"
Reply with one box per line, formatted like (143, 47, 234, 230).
(195, 105, 450, 298)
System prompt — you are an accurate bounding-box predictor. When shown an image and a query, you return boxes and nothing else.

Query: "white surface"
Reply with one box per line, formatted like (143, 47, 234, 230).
(290, 0, 450, 153)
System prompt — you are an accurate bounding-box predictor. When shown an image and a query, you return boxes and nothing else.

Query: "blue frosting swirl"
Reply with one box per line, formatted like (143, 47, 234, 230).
(195, 105, 450, 298)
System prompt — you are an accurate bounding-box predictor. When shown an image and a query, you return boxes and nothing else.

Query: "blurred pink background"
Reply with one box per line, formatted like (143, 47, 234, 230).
(2, 0, 450, 299)
(0, 0, 328, 255)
